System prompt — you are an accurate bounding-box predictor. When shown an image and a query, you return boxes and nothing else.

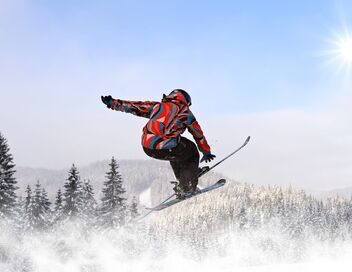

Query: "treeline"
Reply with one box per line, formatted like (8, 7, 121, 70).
(3, 129, 352, 243)
(152, 183, 352, 244)
(0, 132, 139, 231)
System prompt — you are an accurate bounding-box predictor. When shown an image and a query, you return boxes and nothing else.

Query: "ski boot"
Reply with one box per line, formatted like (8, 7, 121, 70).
(181, 186, 201, 199)
(189, 183, 201, 195)
(171, 181, 188, 200)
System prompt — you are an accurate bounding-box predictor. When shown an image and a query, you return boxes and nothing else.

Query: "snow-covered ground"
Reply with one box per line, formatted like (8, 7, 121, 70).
(1, 219, 352, 272)
(6, 165, 352, 272)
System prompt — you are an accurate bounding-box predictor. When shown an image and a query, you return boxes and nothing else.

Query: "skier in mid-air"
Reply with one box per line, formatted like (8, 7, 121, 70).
(101, 89, 216, 199)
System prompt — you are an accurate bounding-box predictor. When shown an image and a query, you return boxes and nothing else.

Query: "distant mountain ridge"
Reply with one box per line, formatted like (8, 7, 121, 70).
(15, 159, 231, 206)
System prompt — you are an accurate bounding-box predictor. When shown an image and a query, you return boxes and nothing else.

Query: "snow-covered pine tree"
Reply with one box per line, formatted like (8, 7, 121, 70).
(100, 157, 127, 227)
(31, 181, 49, 229)
(130, 196, 139, 219)
(81, 179, 97, 223)
(54, 189, 63, 212)
(22, 185, 36, 230)
(0, 132, 18, 219)
(53, 188, 64, 223)
(24, 185, 32, 213)
(63, 164, 83, 218)
(41, 188, 51, 212)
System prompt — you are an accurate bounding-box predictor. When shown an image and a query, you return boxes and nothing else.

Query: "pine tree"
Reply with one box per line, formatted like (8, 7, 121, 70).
(23, 185, 35, 230)
(0, 132, 18, 218)
(53, 188, 64, 223)
(31, 181, 48, 229)
(81, 180, 97, 224)
(82, 180, 97, 212)
(54, 189, 63, 212)
(63, 164, 83, 218)
(130, 196, 139, 219)
(41, 188, 51, 212)
(24, 185, 32, 213)
(100, 157, 127, 227)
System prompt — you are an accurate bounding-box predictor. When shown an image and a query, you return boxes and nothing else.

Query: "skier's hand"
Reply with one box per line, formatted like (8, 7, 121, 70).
(101, 95, 114, 109)
(200, 153, 216, 163)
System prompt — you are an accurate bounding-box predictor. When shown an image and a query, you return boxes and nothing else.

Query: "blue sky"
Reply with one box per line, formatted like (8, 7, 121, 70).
(1, 0, 352, 189)
(1, 0, 350, 112)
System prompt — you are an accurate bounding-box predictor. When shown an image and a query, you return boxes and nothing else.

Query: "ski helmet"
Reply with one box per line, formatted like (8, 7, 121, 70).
(165, 89, 192, 106)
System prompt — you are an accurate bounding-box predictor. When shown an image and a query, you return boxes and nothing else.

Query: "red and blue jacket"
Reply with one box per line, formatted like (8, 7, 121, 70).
(111, 94, 211, 154)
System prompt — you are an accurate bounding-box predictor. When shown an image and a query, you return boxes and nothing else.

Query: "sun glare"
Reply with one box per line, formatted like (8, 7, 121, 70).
(337, 37, 352, 63)
(323, 29, 352, 75)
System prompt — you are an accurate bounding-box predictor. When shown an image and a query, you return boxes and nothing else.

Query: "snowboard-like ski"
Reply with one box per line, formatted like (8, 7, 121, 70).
(148, 179, 226, 211)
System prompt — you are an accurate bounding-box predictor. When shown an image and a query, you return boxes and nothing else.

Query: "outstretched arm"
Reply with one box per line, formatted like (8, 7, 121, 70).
(112, 99, 158, 118)
(101, 95, 158, 118)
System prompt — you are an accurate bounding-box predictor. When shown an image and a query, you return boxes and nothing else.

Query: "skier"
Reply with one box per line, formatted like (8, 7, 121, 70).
(101, 89, 216, 198)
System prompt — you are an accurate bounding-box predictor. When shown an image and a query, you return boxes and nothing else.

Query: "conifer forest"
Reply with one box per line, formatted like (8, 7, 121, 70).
(1, 131, 352, 271)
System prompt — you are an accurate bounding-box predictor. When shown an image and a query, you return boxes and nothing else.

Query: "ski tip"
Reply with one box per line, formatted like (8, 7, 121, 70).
(245, 136, 251, 143)
(218, 179, 226, 184)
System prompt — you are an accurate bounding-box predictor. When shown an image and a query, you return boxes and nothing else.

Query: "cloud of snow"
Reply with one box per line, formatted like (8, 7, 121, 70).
(1, 219, 352, 272)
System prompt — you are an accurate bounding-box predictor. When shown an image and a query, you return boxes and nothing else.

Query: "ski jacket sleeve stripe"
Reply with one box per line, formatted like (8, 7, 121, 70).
(187, 114, 211, 154)
(112, 99, 158, 118)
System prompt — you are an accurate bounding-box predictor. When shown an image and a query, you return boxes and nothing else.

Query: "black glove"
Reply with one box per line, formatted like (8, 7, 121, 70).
(200, 153, 216, 163)
(101, 95, 114, 109)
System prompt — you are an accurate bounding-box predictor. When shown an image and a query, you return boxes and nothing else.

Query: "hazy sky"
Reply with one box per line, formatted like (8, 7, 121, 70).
(1, 0, 352, 190)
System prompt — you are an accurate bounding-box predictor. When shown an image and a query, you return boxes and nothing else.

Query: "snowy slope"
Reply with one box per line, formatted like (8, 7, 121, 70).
(2, 172, 352, 272)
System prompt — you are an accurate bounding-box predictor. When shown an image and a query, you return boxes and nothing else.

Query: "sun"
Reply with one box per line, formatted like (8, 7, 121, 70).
(322, 29, 352, 75)
(336, 36, 352, 63)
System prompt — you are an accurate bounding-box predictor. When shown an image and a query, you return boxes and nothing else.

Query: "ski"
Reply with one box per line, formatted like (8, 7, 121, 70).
(198, 136, 250, 177)
(148, 179, 226, 211)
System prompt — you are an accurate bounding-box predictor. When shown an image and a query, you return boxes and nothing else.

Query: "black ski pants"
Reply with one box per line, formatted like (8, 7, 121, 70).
(143, 137, 200, 191)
